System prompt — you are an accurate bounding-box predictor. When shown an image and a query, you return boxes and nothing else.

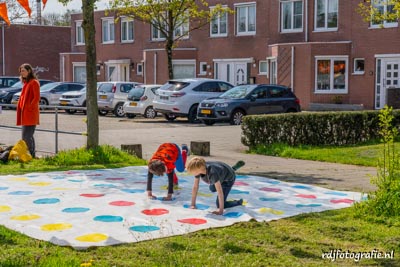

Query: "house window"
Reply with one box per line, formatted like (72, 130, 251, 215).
(73, 63, 86, 83)
(102, 18, 115, 43)
(199, 62, 207, 75)
(315, 56, 348, 93)
(235, 3, 256, 36)
(354, 58, 365, 74)
(315, 0, 338, 31)
(137, 63, 143, 76)
(76, 21, 84, 45)
(152, 24, 166, 41)
(210, 6, 228, 37)
(371, 0, 398, 28)
(174, 15, 189, 39)
(172, 60, 196, 79)
(281, 0, 303, 32)
(259, 60, 268, 75)
(121, 18, 134, 42)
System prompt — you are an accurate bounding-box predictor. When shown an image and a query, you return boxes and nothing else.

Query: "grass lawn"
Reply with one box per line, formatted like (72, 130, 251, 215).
(0, 145, 399, 266)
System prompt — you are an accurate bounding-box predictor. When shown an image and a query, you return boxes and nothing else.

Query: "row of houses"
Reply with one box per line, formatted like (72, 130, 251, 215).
(1, 0, 400, 110)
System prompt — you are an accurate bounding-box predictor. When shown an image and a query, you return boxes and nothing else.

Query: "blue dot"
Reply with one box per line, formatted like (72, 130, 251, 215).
(62, 207, 90, 213)
(259, 197, 282, 202)
(265, 180, 280, 185)
(130, 225, 160, 232)
(93, 215, 123, 222)
(292, 185, 312, 190)
(235, 175, 249, 180)
(224, 212, 243, 218)
(121, 189, 145, 194)
(33, 198, 60, 204)
(156, 197, 176, 201)
(53, 176, 65, 180)
(0, 187, 9, 190)
(183, 203, 209, 210)
(94, 184, 116, 188)
(230, 189, 249, 194)
(324, 191, 348, 196)
(8, 191, 33, 195)
(68, 179, 84, 182)
(296, 204, 322, 208)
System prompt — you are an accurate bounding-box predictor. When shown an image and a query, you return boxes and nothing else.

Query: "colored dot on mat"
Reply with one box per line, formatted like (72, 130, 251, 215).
(52, 176, 65, 180)
(0, 187, 9, 190)
(8, 177, 28, 181)
(142, 208, 169, 216)
(265, 180, 281, 185)
(8, 191, 33, 195)
(325, 191, 348, 196)
(69, 179, 84, 182)
(93, 215, 123, 222)
(296, 204, 322, 208)
(33, 198, 60, 204)
(234, 181, 249, 186)
(235, 175, 249, 179)
(295, 194, 317, 199)
(62, 207, 90, 213)
(75, 233, 108, 242)
(178, 218, 207, 225)
(106, 177, 125, 181)
(80, 193, 105, 198)
(129, 225, 160, 232)
(198, 192, 213, 197)
(259, 187, 282, 192)
(183, 203, 210, 210)
(259, 208, 284, 215)
(259, 197, 282, 202)
(94, 184, 116, 188)
(292, 185, 312, 190)
(109, 201, 135, 206)
(121, 189, 145, 194)
(0, 205, 11, 212)
(330, 199, 354, 204)
(28, 182, 52, 186)
(223, 212, 244, 218)
(11, 214, 41, 221)
(230, 189, 250, 194)
(41, 223, 73, 231)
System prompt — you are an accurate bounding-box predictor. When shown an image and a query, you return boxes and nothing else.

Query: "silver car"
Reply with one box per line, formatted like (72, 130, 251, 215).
(123, 84, 161, 119)
(97, 81, 142, 117)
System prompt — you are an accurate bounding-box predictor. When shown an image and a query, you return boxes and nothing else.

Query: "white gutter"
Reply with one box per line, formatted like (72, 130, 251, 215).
(305, 0, 308, 42)
(291, 46, 295, 92)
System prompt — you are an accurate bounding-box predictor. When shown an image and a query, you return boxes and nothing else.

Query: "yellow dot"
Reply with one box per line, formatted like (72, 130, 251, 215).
(41, 223, 73, 231)
(8, 177, 28, 181)
(11, 214, 41, 221)
(29, 182, 52, 186)
(75, 233, 108, 242)
(0, 205, 11, 212)
(259, 207, 284, 215)
(198, 192, 213, 197)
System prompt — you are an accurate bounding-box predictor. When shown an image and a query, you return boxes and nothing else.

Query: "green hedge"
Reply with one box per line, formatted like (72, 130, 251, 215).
(241, 111, 400, 149)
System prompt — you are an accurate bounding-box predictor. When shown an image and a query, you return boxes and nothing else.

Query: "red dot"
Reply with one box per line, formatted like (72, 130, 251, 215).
(295, 194, 317, 199)
(109, 201, 135, 206)
(106, 177, 125, 181)
(178, 218, 207, 225)
(234, 181, 249, 186)
(80, 193, 105, 198)
(142, 208, 169, 216)
(330, 199, 354, 204)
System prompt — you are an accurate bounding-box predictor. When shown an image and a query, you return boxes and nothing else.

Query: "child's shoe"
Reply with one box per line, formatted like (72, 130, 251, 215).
(232, 160, 245, 171)
(181, 144, 190, 156)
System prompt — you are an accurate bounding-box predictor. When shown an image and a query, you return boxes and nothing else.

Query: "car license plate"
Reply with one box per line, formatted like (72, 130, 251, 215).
(201, 109, 211, 115)
(129, 102, 137, 106)
(60, 101, 68, 105)
(100, 95, 107, 99)
(160, 96, 169, 100)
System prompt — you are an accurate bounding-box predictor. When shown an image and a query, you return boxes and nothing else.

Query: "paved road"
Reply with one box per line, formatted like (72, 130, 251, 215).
(0, 109, 377, 192)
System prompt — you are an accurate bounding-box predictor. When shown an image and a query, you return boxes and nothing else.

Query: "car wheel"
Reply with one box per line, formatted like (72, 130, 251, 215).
(230, 110, 245, 125)
(65, 109, 77, 114)
(39, 98, 48, 110)
(144, 106, 157, 119)
(114, 103, 125, 117)
(98, 110, 108, 116)
(126, 113, 136, 119)
(188, 104, 200, 123)
(203, 120, 215, 126)
(164, 114, 176, 121)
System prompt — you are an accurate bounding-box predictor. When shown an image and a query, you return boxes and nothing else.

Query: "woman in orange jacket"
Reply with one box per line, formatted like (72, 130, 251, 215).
(16, 63, 40, 158)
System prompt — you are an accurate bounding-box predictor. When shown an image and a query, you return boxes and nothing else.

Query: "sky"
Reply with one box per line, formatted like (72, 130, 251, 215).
(42, 0, 109, 15)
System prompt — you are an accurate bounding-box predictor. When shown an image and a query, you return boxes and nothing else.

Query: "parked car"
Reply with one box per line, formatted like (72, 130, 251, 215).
(59, 82, 104, 114)
(153, 78, 234, 123)
(123, 84, 162, 119)
(0, 79, 54, 105)
(197, 84, 301, 125)
(97, 81, 142, 117)
(12, 82, 84, 107)
(0, 76, 19, 88)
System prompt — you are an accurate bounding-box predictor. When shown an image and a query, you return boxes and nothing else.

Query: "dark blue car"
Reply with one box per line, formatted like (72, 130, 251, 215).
(197, 84, 301, 125)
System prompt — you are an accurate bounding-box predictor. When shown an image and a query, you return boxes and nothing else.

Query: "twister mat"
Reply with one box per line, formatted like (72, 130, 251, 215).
(0, 166, 362, 249)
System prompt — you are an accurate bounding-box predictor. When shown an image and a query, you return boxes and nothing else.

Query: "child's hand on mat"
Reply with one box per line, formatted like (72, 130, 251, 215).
(212, 210, 223, 215)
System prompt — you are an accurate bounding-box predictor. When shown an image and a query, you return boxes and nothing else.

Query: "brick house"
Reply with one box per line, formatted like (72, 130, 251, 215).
(62, 0, 400, 110)
(0, 24, 70, 81)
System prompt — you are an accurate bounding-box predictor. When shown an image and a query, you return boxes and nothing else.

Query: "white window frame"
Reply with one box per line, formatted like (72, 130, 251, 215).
(121, 17, 134, 43)
(259, 60, 268, 75)
(314, 0, 338, 32)
(235, 2, 256, 36)
(370, 0, 398, 28)
(281, 0, 303, 33)
(315, 56, 348, 94)
(174, 15, 189, 40)
(75, 20, 85, 45)
(72, 62, 86, 83)
(199, 62, 208, 75)
(353, 58, 365, 75)
(102, 17, 115, 44)
(172, 59, 196, 79)
(151, 24, 166, 41)
(210, 5, 228, 37)
(137, 63, 143, 76)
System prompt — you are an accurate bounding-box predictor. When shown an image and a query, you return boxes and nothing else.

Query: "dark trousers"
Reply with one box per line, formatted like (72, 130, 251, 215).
(22, 125, 36, 157)
(209, 179, 241, 209)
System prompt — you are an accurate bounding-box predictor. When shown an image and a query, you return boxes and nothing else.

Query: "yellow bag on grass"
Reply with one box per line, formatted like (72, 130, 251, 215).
(8, 140, 32, 163)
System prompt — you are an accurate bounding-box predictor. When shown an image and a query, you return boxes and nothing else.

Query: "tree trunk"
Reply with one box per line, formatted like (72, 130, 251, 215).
(82, 0, 99, 149)
(166, 39, 174, 79)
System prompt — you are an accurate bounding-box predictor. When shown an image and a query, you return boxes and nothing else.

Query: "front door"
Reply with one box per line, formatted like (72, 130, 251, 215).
(375, 58, 400, 109)
(234, 63, 247, 85)
(215, 61, 248, 85)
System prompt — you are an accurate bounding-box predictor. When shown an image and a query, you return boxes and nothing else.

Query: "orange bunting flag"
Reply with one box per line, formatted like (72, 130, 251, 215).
(42, 0, 47, 9)
(17, 0, 32, 17)
(0, 2, 10, 25)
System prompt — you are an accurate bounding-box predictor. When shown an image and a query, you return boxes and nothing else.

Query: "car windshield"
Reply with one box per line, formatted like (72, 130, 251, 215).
(40, 83, 58, 91)
(219, 85, 258, 99)
(159, 81, 189, 91)
(11, 81, 22, 88)
(128, 87, 145, 98)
